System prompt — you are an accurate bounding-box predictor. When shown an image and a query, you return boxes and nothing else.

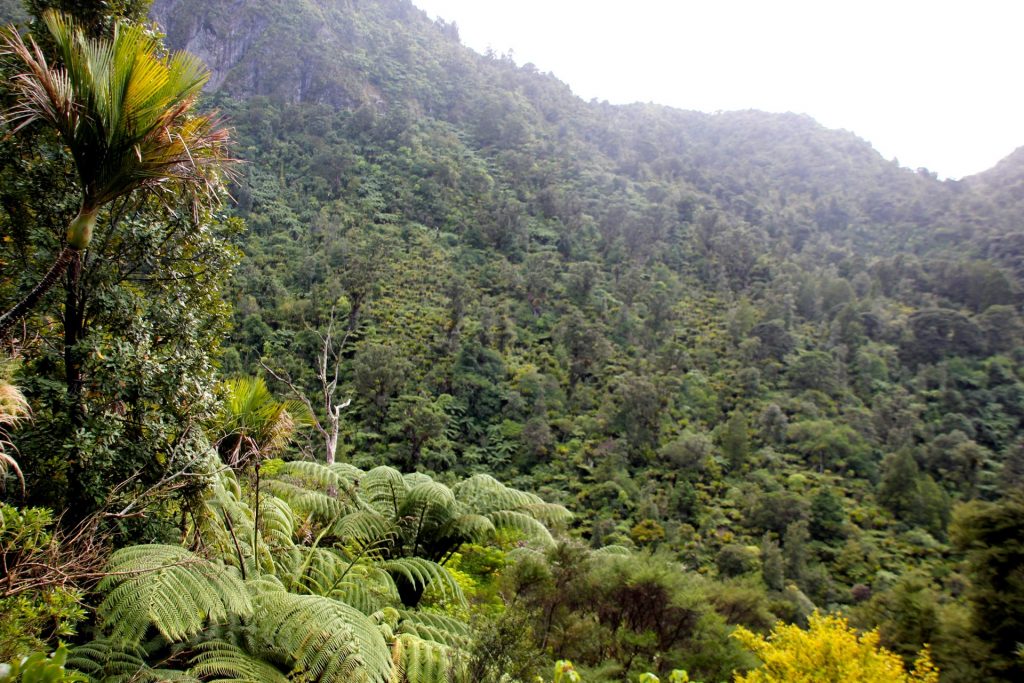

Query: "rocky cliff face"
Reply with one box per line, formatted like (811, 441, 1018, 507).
(151, 0, 271, 92)
(151, 0, 373, 106)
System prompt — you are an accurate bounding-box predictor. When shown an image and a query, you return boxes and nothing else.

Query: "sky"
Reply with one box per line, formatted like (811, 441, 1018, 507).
(411, 0, 1023, 180)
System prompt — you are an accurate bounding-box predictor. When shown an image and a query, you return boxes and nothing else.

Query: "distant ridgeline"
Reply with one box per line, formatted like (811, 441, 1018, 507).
(62, 0, 1019, 679)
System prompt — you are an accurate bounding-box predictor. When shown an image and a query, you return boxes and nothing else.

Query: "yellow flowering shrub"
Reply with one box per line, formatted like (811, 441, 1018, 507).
(732, 612, 939, 683)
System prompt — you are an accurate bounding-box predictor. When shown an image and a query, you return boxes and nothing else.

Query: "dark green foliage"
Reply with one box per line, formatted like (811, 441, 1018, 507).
(950, 495, 1024, 681)
(809, 487, 846, 542)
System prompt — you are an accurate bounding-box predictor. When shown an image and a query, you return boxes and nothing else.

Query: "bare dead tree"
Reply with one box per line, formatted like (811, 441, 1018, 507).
(262, 309, 351, 464)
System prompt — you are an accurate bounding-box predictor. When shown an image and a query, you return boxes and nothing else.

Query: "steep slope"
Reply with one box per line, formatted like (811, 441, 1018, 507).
(144, 2, 1024, 679)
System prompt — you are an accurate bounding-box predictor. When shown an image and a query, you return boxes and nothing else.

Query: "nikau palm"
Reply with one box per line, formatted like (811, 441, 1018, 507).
(0, 10, 231, 338)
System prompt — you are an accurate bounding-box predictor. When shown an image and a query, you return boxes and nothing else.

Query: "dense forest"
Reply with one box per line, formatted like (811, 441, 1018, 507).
(0, 0, 1022, 681)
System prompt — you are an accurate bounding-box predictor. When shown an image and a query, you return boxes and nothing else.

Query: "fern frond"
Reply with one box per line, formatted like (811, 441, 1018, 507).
(452, 473, 540, 510)
(514, 502, 573, 527)
(396, 610, 473, 649)
(329, 461, 367, 483)
(361, 466, 408, 514)
(98, 545, 252, 645)
(262, 477, 350, 521)
(67, 639, 147, 683)
(259, 495, 295, 549)
(68, 638, 200, 682)
(274, 460, 349, 490)
(327, 563, 401, 613)
(400, 481, 456, 518)
(252, 586, 391, 682)
(379, 557, 465, 608)
(333, 509, 398, 548)
(593, 544, 633, 556)
(486, 510, 556, 547)
(440, 514, 495, 544)
(390, 632, 469, 683)
(187, 640, 289, 682)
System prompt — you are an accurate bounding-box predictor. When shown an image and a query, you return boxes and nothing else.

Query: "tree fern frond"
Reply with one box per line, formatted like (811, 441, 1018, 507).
(395, 610, 473, 649)
(262, 477, 350, 521)
(187, 640, 289, 682)
(98, 545, 252, 645)
(400, 481, 455, 518)
(361, 466, 408, 514)
(259, 495, 295, 549)
(486, 510, 556, 547)
(513, 502, 573, 528)
(274, 459, 348, 490)
(333, 509, 398, 548)
(379, 557, 465, 608)
(327, 563, 401, 613)
(452, 473, 541, 510)
(67, 639, 147, 683)
(390, 633, 468, 683)
(329, 461, 366, 484)
(440, 514, 495, 545)
(593, 544, 633, 556)
(252, 587, 391, 682)
(68, 638, 200, 683)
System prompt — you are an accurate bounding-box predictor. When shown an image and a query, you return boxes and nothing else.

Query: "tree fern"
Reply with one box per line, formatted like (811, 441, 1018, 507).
(188, 468, 274, 576)
(98, 545, 252, 645)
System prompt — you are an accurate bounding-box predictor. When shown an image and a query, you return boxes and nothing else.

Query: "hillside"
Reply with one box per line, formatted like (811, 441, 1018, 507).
(1, 0, 1022, 681)
(149, 0, 1023, 678)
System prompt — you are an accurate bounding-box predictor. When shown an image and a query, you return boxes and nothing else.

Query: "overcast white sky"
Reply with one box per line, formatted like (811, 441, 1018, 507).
(412, 0, 1022, 180)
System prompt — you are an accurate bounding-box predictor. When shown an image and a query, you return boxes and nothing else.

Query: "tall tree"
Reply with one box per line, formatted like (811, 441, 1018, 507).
(0, 9, 230, 337)
(950, 495, 1024, 681)
(0, 9, 236, 521)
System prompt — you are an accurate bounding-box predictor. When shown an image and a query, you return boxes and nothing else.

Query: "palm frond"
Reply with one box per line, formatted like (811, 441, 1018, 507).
(0, 373, 29, 493)
(216, 377, 311, 466)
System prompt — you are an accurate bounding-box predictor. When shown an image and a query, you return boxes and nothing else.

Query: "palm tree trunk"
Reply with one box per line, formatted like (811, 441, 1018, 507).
(0, 246, 79, 339)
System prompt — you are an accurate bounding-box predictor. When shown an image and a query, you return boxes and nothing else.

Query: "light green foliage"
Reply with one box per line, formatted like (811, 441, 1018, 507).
(0, 645, 86, 683)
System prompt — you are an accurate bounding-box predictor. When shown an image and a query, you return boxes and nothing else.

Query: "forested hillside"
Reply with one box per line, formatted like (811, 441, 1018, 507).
(1, 0, 1022, 681)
